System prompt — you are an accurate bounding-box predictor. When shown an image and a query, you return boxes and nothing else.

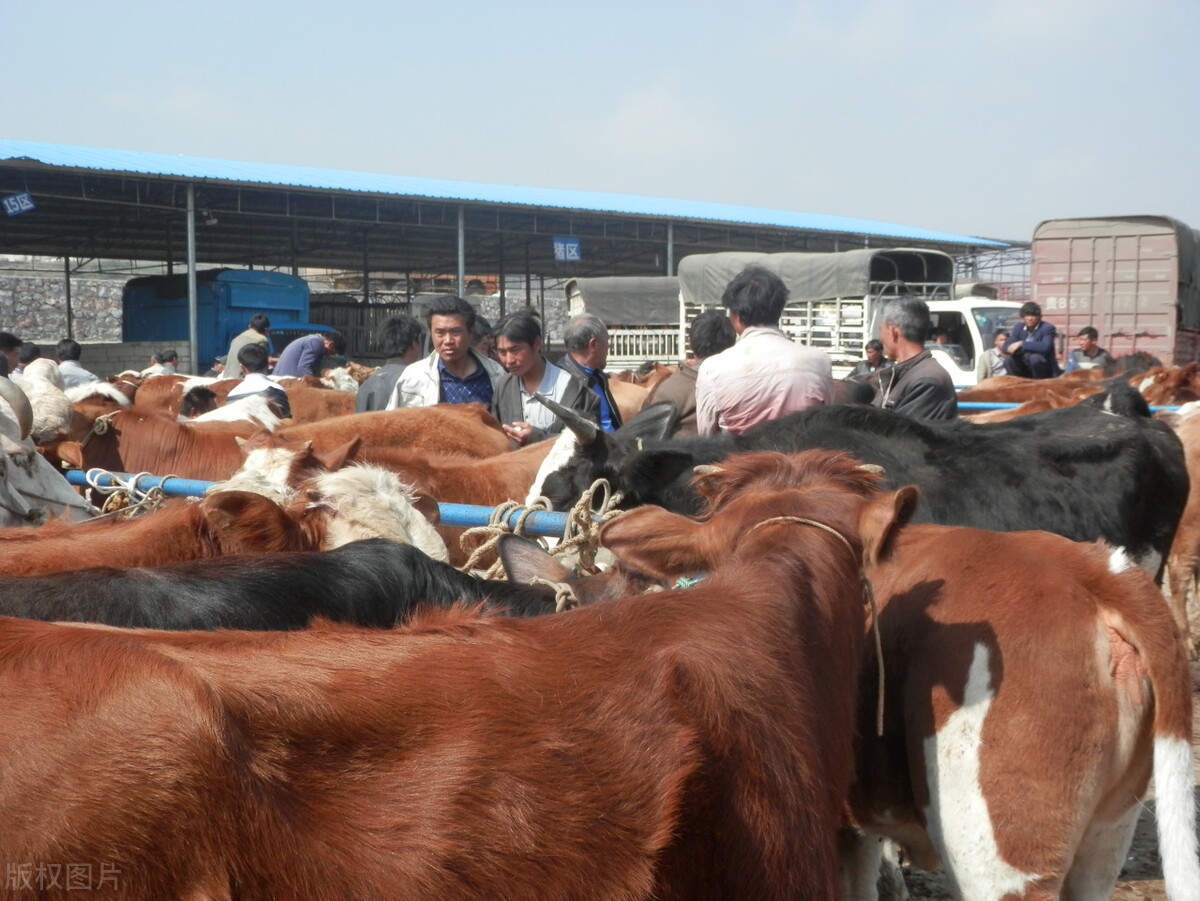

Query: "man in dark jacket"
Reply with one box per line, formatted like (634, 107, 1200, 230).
(356, 315, 425, 412)
(645, 309, 736, 437)
(873, 296, 957, 420)
(492, 310, 598, 446)
(558, 313, 623, 431)
(1002, 302, 1060, 379)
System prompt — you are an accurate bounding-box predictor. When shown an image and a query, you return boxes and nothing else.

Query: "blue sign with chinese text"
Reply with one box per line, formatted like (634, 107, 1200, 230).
(3, 193, 35, 216)
(552, 236, 582, 262)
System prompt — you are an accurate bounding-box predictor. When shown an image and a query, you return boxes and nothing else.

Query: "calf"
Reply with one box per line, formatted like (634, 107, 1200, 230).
(598, 451, 1200, 901)
(0, 450, 909, 901)
(536, 383, 1187, 579)
(0, 538, 576, 629)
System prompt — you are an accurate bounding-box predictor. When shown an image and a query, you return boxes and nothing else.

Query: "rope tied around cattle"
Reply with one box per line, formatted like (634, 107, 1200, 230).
(745, 515, 887, 737)
(456, 478, 627, 581)
(81, 468, 173, 519)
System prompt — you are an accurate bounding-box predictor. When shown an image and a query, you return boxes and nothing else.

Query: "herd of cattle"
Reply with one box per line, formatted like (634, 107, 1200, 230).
(0, 358, 1199, 900)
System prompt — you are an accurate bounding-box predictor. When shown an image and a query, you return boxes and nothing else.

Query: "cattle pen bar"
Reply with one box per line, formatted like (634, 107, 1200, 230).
(63, 470, 575, 537)
(959, 402, 1180, 411)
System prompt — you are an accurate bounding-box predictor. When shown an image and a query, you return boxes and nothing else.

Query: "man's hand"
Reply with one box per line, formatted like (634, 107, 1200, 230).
(502, 421, 532, 445)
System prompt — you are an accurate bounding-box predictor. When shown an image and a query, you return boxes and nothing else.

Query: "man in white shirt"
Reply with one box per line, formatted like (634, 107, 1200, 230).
(226, 343, 291, 419)
(695, 266, 832, 436)
(55, 338, 100, 389)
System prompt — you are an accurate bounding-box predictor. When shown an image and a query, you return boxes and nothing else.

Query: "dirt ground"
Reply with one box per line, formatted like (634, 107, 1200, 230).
(902, 664, 1200, 901)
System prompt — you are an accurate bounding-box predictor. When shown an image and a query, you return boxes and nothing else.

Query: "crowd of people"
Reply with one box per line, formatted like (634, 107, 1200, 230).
(1, 267, 1109, 440)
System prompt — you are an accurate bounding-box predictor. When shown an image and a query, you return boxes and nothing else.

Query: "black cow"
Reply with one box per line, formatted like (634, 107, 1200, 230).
(0, 537, 640, 630)
(535, 383, 1188, 578)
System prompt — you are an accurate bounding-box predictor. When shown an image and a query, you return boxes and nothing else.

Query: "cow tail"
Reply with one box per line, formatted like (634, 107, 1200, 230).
(1148, 631, 1200, 901)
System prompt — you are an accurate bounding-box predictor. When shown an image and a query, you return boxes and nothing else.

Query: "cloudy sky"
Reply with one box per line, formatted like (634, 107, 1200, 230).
(5, 0, 1196, 243)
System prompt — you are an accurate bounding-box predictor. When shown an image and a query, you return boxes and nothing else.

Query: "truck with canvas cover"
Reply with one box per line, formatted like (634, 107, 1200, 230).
(1031, 215, 1200, 365)
(564, 277, 680, 369)
(676, 249, 1022, 387)
(123, 269, 311, 371)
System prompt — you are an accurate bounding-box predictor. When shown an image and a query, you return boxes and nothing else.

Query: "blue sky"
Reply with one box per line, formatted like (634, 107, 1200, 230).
(5, 0, 1197, 243)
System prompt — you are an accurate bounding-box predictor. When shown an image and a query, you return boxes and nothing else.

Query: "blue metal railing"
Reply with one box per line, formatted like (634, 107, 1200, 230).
(63, 470, 574, 538)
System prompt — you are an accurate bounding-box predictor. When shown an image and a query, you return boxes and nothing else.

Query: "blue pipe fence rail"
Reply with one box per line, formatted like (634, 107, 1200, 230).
(64, 396, 1180, 535)
(63, 469, 574, 538)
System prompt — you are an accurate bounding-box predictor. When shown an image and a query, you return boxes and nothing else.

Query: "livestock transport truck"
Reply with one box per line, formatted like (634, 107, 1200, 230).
(674, 249, 1023, 388)
(1031, 215, 1200, 364)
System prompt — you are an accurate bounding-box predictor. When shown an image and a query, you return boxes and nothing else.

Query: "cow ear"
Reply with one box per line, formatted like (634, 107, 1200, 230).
(599, 506, 709, 578)
(498, 535, 571, 584)
(203, 491, 304, 551)
(410, 490, 440, 525)
(858, 485, 919, 567)
(314, 437, 361, 472)
(56, 441, 85, 470)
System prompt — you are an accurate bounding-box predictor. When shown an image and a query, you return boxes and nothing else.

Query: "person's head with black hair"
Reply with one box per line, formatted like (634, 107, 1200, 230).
(689, 309, 737, 359)
(0, 331, 23, 373)
(377, 315, 424, 360)
(55, 338, 83, 362)
(425, 296, 477, 371)
(16, 342, 41, 367)
(249, 313, 271, 334)
(238, 342, 270, 374)
(155, 349, 179, 366)
(721, 266, 789, 330)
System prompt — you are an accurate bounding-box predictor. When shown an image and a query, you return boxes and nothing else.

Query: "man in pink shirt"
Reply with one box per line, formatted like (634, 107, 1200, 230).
(695, 266, 832, 436)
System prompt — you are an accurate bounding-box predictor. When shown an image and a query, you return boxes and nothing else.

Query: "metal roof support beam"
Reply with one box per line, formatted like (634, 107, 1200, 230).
(186, 184, 198, 370)
(666, 221, 674, 276)
(456, 205, 465, 297)
(63, 256, 73, 340)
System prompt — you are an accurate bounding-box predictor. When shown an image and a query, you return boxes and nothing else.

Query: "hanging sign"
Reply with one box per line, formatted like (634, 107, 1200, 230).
(3, 193, 35, 216)
(552, 236, 582, 262)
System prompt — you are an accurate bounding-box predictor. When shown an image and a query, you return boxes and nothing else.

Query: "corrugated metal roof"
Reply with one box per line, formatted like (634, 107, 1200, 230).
(0, 139, 1005, 247)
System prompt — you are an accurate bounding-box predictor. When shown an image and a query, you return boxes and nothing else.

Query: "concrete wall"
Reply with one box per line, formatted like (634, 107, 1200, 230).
(22, 341, 194, 379)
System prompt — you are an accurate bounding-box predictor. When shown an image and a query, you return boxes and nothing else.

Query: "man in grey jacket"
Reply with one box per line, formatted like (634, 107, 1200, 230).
(873, 296, 957, 420)
(356, 315, 424, 412)
(385, 296, 504, 410)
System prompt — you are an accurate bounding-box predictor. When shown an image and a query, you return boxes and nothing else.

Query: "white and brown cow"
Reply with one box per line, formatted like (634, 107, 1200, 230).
(598, 451, 1200, 901)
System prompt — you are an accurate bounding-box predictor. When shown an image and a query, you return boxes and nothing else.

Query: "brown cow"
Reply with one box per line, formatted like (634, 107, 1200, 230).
(598, 451, 1200, 901)
(1163, 404, 1200, 652)
(282, 378, 356, 421)
(0, 449, 910, 901)
(274, 404, 512, 460)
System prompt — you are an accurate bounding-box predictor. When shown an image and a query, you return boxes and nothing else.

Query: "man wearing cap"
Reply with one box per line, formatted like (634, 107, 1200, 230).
(1064, 326, 1115, 373)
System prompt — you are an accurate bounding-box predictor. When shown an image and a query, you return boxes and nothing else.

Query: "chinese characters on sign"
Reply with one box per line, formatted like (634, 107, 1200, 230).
(2, 193, 35, 217)
(6, 861, 121, 891)
(552, 236, 582, 263)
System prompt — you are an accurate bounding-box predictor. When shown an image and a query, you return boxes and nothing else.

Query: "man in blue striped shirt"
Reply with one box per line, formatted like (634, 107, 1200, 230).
(386, 296, 504, 410)
(558, 314, 623, 431)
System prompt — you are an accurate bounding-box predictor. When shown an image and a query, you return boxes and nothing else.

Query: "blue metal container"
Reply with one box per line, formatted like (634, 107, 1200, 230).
(122, 268, 311, 370)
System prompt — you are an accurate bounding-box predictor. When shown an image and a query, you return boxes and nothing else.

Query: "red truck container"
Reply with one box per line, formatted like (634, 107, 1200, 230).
(1031, 215, 1200, 364)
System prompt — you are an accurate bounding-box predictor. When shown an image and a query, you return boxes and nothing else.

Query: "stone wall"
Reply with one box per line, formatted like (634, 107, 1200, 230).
(0, 274, 125, 342)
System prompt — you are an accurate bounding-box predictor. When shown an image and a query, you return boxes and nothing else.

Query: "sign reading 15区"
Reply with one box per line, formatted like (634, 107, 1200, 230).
(553, 237, 581, 263)
(3, 193, 36, 217)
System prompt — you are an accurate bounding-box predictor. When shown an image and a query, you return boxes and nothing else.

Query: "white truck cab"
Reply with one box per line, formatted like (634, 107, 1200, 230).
(925, 293, 1023, 388)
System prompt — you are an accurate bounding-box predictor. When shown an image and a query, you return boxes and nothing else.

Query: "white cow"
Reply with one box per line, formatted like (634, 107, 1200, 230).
(0, 377, 96, 526)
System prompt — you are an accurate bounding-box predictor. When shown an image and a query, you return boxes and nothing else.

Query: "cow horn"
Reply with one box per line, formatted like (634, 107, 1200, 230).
(533, 394, 598, 445)
(693, 464, 725, 477)
(0, 376, 33, 440)
(858, 463, 886, 475)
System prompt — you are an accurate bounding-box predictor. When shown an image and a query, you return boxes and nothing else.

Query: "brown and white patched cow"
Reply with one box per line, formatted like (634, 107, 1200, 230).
(0, 450, 911, 900)
(599, 451, 1200, 901)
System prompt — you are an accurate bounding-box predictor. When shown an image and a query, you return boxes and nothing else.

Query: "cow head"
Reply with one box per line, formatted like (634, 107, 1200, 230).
(528, 398, 690, 511)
